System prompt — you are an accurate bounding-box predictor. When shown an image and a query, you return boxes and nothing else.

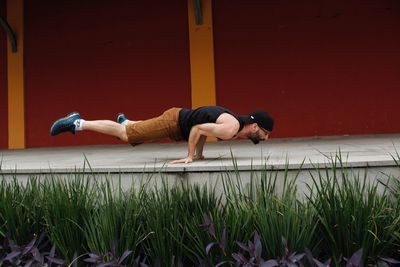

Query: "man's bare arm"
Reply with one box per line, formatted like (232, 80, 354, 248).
(170, 125, 203, 164)
(194, 135, 207, 160)
(170, 122, 238, 164)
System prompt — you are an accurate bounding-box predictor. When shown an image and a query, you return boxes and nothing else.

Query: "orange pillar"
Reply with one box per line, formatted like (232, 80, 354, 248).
(187, 0, 216, 109)
(7, 0, 25, 149)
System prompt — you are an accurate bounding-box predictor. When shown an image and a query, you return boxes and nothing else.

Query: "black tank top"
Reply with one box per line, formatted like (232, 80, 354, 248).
(178, 106, 245, 140)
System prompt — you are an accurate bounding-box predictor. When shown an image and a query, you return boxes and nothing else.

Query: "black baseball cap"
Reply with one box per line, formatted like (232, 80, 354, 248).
(240, 110, 274, 132)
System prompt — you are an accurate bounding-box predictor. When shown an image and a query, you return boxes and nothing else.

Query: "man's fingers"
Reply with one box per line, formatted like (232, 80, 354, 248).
(170, 158, 187, 164)
(170, 159, 184, 164)
(170, 157, 193, 164)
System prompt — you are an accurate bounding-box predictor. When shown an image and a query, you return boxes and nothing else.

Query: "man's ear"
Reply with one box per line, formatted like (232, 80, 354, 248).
(251, 123, 258, 132)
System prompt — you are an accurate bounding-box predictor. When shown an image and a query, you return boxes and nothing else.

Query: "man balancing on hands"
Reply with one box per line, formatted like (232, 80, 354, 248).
(50, 106, 274, 164)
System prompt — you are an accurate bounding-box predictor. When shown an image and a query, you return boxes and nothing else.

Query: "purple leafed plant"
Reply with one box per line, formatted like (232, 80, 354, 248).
(199, 213, 400, 267)
(255, 237, 304, 267)
(375, 256, 400, 266)
(200, 213, 228, 256)
(83, 241, 132, 267)
(0, 233, 65, 267)
(343, 248, 364, 267)
(232, 235, 306, 267)
(343, 248, 400, 267)
(233, 231, 265, 266)
(199, 213, 232, 266)
(200, 213, 307, 267)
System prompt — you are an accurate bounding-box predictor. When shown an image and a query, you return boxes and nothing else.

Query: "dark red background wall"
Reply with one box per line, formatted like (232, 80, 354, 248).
(0, 0, 8, 149)
(22, 0, 400, 148)
(214, 0, 400, 138)
(24, 0, 191, 147)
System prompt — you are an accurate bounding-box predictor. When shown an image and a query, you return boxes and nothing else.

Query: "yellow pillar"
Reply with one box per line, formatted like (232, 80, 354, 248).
(187, 0, 216, 109)
(7, 0, 25, 149)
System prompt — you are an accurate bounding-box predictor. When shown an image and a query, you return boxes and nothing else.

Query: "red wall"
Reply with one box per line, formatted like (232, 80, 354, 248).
(20, 0, 400, 148)
(0, 0, 8, 149)
(24, 0, 191, 147)
(214, 0, 400, 138)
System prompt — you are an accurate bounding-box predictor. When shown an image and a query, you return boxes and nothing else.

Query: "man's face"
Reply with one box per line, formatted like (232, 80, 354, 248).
(248, 127, 270, 144)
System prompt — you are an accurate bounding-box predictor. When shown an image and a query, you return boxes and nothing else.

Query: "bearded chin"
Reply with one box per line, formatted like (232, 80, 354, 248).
(249, 135, 260, 145)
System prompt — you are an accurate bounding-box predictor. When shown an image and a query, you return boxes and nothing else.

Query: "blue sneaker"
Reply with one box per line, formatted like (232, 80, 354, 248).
(50, 112, 81, 136)
(116, 113, 128, 124)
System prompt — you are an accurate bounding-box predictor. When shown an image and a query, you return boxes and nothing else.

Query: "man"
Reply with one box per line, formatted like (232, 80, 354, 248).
(50, 106, 274, 164)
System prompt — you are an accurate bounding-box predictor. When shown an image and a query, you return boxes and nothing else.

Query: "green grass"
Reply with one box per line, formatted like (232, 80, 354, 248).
(41, 173, 97, 261)
(0, 177, 44, 244)
(83, 176, 147, 263)
(0, 154, 399, 266)
(306, 154, 400, 262)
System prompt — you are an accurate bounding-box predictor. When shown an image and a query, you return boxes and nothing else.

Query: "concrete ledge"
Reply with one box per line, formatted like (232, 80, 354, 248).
(1, 134, 399, 175)
(1, 134, 399, 197)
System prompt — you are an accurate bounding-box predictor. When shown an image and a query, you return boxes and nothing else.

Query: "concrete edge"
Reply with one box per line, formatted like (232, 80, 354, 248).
(1, 159, 398, 175)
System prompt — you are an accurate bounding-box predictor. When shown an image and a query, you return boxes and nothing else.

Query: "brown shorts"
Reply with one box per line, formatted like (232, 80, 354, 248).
(126, 107, 183, 145)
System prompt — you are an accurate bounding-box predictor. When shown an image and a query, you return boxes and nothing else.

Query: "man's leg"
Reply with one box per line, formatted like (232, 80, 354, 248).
(51, 109, 181, 144)
(122, 108, 182, 144)
(82, 120, 128, 142)
(50, 112, 128, 142)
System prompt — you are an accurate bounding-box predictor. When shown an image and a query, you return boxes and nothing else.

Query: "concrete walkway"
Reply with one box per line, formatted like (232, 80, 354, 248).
(1, 134, 399, 175)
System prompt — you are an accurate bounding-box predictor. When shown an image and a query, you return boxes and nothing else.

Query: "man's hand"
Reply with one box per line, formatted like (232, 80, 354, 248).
(170, 154, 205, 164)
(170, 156, 193, 164)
